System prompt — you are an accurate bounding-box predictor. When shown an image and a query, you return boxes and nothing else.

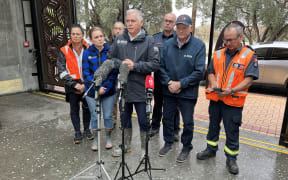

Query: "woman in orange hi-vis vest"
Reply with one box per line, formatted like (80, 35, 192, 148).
(57, 24, 93, 144)
(196, 23, 259, 175)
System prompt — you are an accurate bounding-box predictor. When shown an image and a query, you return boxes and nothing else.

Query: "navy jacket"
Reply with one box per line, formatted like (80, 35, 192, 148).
(160, 34, 206, 99)
(108, 28, 160, 102)
(82, 45, 118, 98)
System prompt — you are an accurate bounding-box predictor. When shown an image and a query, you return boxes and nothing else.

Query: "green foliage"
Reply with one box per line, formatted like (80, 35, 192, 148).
(75, 0, 172, 38)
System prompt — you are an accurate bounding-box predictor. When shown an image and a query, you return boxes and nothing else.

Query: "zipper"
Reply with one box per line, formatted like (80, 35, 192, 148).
(134, 46, 137, 61)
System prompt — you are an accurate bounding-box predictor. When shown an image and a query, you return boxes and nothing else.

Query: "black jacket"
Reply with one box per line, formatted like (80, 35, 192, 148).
(108, 28, 160, 102)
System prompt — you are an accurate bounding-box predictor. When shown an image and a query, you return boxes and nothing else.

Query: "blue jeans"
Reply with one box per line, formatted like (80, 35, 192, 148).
(86, 94, 116, 130)
(163, 96, 197, 151)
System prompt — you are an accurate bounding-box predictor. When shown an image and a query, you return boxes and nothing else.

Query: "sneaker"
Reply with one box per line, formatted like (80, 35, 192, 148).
(159, 144, 172, 157)
(74, 131, 82, 144)
(83, 129, 94, 140)
(150, 128, 159, 137)
(176, 149, 191, 163)
(196, 149, 216, 160)
(226, 159, 239, 175)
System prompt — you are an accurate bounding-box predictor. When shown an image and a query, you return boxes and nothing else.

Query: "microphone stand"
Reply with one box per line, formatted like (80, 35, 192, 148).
(72, 82, 112, 180)
(131, 90, 165, 180)
(114, 82, 133, 180)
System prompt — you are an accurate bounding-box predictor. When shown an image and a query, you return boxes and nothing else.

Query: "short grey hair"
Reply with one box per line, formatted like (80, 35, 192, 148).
(126, 9, 143, 21)
(114, 21, 125, 28)
(225, 23, 243, 36)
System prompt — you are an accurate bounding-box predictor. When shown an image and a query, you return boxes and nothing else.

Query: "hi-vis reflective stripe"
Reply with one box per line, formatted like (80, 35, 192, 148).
(65, 45, 69, 54)
(217, 50, 221, 59)
(59, 71, 69, 79)
(227, 71, 235, 88)
(216, 73, 220, 84)
(207, 87, 214, 91)
(238, 91, 248, 94)
(224, 145, 239, 155)
(207, 140, 218, 146)
(240, 49, 252, 58)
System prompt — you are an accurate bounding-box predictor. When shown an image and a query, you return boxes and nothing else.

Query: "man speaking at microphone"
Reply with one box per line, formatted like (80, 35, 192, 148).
(159, 14, 206, 162)
(108, 9, 160, 158)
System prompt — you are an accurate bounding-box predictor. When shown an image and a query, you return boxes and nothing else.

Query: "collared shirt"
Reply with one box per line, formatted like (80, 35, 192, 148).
(128, 29, 143, 41)
(177, 34, 191, 48)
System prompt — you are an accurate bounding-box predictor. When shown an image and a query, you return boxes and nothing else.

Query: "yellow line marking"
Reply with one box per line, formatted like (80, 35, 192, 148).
(33, 91, 288, 153)
(194, 125, 286, 149)
(194, 129, 288, 154)
(32, 91, 65, 101)
(49, 92, 65, 97)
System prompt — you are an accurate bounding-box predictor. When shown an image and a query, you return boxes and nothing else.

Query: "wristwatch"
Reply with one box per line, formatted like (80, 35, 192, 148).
(230, 88, 234, 95)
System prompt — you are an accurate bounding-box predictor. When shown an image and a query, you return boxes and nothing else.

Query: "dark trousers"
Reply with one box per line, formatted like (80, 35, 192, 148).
(207, 100, 243, 160)
(163, 96, 197, 150)
(122, 102, 149, 132)
(69, 92, 90, 132)
(151, 72, 180, 133)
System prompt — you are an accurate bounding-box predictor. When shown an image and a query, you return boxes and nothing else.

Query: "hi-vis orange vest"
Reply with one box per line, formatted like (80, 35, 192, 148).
(205, 46, 255, 107)
(60, 41, 88, 80)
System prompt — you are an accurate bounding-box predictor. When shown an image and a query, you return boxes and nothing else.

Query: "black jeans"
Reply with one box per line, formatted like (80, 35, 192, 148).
(68, 92, 90, 132)
(151, 71, 180, 133)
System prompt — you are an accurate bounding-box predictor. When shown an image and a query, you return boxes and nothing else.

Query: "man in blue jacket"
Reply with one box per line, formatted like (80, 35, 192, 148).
(159, 14, 206, 162)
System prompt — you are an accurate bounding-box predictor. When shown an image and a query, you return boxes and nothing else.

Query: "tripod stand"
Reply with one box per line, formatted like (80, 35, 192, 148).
(71, 83, 112, 180)
(114, 83, 133, 180)
(131, 90, 165, 180)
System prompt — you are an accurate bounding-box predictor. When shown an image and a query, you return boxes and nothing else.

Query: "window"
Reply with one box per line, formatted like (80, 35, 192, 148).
(254, 48, 269, 60)
(271, 48, 288, 60)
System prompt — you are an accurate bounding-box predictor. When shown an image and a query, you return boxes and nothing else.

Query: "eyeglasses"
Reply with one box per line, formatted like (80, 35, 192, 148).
(223, 35, 239, 43)
(164, 19, 175, 24)
(71, 33, 82, 36)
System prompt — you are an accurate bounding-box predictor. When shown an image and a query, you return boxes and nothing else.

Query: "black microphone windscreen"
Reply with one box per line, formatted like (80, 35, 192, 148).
(119, 63, 130, 84)
(94, 59, 115, 86)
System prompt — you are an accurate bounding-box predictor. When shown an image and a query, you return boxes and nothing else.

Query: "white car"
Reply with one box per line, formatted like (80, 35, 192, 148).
(251, 41, 288, 88)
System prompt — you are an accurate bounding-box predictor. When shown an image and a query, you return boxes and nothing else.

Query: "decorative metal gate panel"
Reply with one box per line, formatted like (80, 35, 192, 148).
(32, 0, 76, 91)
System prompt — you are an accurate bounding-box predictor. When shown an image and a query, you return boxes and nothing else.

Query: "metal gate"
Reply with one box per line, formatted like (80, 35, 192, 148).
(31, 0, 76, 92)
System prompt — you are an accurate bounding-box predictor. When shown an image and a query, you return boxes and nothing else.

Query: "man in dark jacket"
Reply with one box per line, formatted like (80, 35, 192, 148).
(108, 9, 160, 158)
(151, 13, 180, 140)
(57, 24, 93, 144)
(159, 15, 206, 162)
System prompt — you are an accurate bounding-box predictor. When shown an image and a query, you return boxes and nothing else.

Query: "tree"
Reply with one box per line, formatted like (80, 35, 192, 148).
(197, 0, 288, 43)
(76, 0, 172, 38)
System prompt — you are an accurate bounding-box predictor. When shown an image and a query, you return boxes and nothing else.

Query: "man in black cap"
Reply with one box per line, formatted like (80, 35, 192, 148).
(159, 14, 206, 162)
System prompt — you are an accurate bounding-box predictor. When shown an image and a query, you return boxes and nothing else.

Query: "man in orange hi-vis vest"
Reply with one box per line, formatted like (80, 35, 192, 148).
(196, 23, 259, 175)
(57, 24, 93, 144)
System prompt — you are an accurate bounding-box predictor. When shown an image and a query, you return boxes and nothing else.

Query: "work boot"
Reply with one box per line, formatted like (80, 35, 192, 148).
(83, 129, 94, 140)
(74, 131, 82, 144)
(196, 149, 216, 160)
(226, 159, 239, 175)
(140, 131, 146, 162)
(112, 128, 132, 157)
(91, 130, 98, 151)
(105, 129, 113, 149)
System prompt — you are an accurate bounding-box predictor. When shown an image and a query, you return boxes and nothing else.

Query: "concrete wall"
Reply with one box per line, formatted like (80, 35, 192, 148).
(0, 0, 38, 95)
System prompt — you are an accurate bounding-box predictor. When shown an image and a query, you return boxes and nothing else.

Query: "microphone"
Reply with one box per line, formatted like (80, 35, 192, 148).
(145, 75, 154, 98)
(94, 59, 115, 87)
(145, 75, 154, 114)
(118, 63, 130, 84)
